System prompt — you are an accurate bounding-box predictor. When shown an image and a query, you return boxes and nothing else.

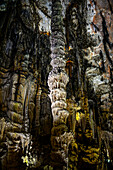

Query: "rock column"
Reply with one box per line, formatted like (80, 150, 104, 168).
(48, 0, 73, 168)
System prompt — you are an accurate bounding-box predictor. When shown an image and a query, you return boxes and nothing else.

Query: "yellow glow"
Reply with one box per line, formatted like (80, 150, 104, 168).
(76, 112, 80, 121)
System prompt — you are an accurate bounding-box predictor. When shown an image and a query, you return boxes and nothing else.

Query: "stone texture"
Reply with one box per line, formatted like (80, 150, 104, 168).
(0, 0, 113, 169)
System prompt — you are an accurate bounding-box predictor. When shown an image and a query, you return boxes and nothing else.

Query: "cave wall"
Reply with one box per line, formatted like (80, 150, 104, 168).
(0, 0, 113, 169)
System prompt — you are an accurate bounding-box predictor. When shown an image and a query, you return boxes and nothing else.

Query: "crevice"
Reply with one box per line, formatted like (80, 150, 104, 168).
(107, 0, 113, 14)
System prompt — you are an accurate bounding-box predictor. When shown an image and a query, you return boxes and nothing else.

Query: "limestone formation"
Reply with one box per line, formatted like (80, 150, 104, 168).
(0, 0, 113, 169)
(48, 0, 73, 168)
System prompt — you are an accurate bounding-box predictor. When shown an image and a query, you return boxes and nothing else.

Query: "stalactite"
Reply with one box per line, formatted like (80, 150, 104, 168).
(35, 86, 42, 129)
(0, 0, 113, 169)
(24, 81, 31, 133)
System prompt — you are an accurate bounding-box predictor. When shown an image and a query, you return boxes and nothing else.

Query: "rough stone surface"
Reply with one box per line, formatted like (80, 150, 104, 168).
(0, 0, 113, 169)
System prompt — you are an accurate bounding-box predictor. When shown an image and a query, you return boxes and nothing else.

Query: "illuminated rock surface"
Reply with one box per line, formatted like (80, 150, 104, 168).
(0, 0, 113, 169)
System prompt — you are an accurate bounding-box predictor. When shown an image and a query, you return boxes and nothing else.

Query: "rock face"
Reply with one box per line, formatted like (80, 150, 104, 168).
(0, 0, 52, 169)
(0, 0, 113, 169)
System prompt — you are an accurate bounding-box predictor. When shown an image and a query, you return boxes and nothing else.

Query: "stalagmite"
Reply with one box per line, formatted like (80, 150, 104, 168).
(48, 0, 69, 126)
(48, 0, 73, 168)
